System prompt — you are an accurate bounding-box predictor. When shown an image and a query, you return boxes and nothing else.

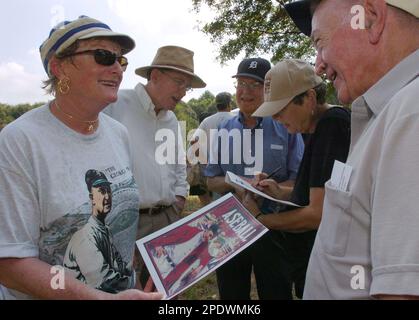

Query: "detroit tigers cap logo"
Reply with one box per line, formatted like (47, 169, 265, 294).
(249, 61, 258, 69)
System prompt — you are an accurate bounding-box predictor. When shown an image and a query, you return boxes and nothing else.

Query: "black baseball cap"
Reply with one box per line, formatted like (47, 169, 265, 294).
(232, 58, 271, 83)
(285, 0, 419, 37)
(284, 0, 313, 37)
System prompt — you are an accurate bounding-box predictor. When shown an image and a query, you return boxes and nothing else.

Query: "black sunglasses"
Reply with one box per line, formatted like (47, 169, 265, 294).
(59, 49, 128, 71)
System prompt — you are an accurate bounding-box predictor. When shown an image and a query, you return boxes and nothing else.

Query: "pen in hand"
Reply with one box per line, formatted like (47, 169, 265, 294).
(254, 166, 282, 188)
(265, 166, 282, 180)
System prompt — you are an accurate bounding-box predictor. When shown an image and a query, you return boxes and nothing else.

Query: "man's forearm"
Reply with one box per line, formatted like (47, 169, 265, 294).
(206, 176, 234, 194)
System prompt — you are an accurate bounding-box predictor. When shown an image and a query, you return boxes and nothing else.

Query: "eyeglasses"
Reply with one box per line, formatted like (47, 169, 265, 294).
(59, 49, 128, 71)
(160, 70, 193, 93)
(234, 80, 263, 91)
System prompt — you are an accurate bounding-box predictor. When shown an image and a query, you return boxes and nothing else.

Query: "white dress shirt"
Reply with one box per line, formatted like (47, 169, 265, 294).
(104, 83, 189, 208)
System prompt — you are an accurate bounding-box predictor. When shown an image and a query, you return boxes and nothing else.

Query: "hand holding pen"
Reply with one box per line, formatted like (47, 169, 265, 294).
(251, 166, 286, 199)
(252, 166, 282, 187)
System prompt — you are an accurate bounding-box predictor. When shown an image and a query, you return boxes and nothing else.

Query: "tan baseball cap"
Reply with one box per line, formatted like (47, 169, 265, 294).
(253, 59, 323, 117)
(285, 0, 419, 36)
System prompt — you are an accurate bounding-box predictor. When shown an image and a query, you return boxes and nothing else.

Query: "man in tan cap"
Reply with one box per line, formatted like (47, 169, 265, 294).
(243, 59, 350, 299)
(285, 0, 419, 299)
(105, 45, 206, 288)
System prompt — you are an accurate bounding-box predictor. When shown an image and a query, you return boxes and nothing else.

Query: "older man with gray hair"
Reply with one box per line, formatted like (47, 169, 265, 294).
(105, 45, 207, 289)
(285, 0, 419, 299)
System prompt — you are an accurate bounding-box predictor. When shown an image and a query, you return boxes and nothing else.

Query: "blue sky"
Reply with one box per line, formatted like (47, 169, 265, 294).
(0, 0, 263, 105)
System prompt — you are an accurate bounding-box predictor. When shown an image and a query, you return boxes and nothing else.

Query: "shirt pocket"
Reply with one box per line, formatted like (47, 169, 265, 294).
(269, 144, 285, 166)
(270, 144, 284, 151)
(318, 180, 353, 257)
(266, 144, 287, 179)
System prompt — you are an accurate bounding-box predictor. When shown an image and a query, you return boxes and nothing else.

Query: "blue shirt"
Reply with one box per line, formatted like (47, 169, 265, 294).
(204, 112, 304, 182)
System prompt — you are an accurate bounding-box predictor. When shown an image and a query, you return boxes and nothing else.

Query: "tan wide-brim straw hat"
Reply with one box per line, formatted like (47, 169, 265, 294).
(135, 45, 206, 88)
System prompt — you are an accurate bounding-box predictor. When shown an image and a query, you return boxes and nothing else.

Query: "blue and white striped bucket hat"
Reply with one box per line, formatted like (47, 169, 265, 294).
(39, 15, 135, 76)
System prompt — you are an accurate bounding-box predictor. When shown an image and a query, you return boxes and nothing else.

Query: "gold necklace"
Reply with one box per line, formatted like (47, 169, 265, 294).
(54, 101, 99, 132)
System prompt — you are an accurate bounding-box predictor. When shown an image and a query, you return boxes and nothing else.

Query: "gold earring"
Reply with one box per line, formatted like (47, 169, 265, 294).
(58, 77, 71, 95)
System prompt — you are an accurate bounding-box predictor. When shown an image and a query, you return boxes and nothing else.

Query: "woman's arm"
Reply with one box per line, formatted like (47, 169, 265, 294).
(0, 257, 162, 300)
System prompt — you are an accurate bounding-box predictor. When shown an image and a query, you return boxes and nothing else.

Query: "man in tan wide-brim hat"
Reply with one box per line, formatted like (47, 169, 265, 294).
(135, 45, 206, 89)
(104, 45, 207, 289)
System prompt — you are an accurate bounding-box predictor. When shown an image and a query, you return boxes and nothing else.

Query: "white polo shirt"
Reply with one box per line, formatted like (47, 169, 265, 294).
(191, 111, 234, 160)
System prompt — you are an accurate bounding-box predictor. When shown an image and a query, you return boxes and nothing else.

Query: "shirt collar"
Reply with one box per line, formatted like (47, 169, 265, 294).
(91, 215, 107, 228)
(354, 49, 419, 116)
(238, 111, 263, 128)
(134, 83, 169, 119)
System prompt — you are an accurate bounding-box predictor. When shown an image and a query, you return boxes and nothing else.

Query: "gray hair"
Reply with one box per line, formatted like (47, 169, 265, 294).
(292, 83, 327, 106)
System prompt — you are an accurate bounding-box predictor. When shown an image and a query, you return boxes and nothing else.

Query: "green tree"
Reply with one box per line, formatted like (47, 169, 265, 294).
(192, 0, 315, 63)
(0, 106, 13, 130)
(174, 101, 199, 139)
(192, 0, 340, 105)
(187, 90, 216, 121)
(325, 83, 340, 106)
(0, 103, 43, 129)
(8, 103, 43, 119)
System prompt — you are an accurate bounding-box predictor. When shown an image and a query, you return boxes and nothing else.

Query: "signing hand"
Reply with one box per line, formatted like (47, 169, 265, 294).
(252, 172, 269, 187)
(232, 185, 246, 201)
(257, 179, 286, 199)
(242, 192, 262, 217)
(233, 175, 254, 200)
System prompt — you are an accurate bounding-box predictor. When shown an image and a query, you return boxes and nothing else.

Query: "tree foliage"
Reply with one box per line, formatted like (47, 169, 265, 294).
(0, 93, 228, 136)
(192, 0, 315, 63)
(0, 103, 43, 130)
(191, 1, 341, 105)
(187, 90, 216, 122)
(174, 101, 199, 136)
(187, 90, 238, 122)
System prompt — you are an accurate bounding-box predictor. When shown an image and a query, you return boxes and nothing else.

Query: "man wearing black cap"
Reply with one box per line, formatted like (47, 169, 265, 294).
(285, 0, 419, 299)
(63, 170, 133, 293)
(204, 58, 305, 299)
